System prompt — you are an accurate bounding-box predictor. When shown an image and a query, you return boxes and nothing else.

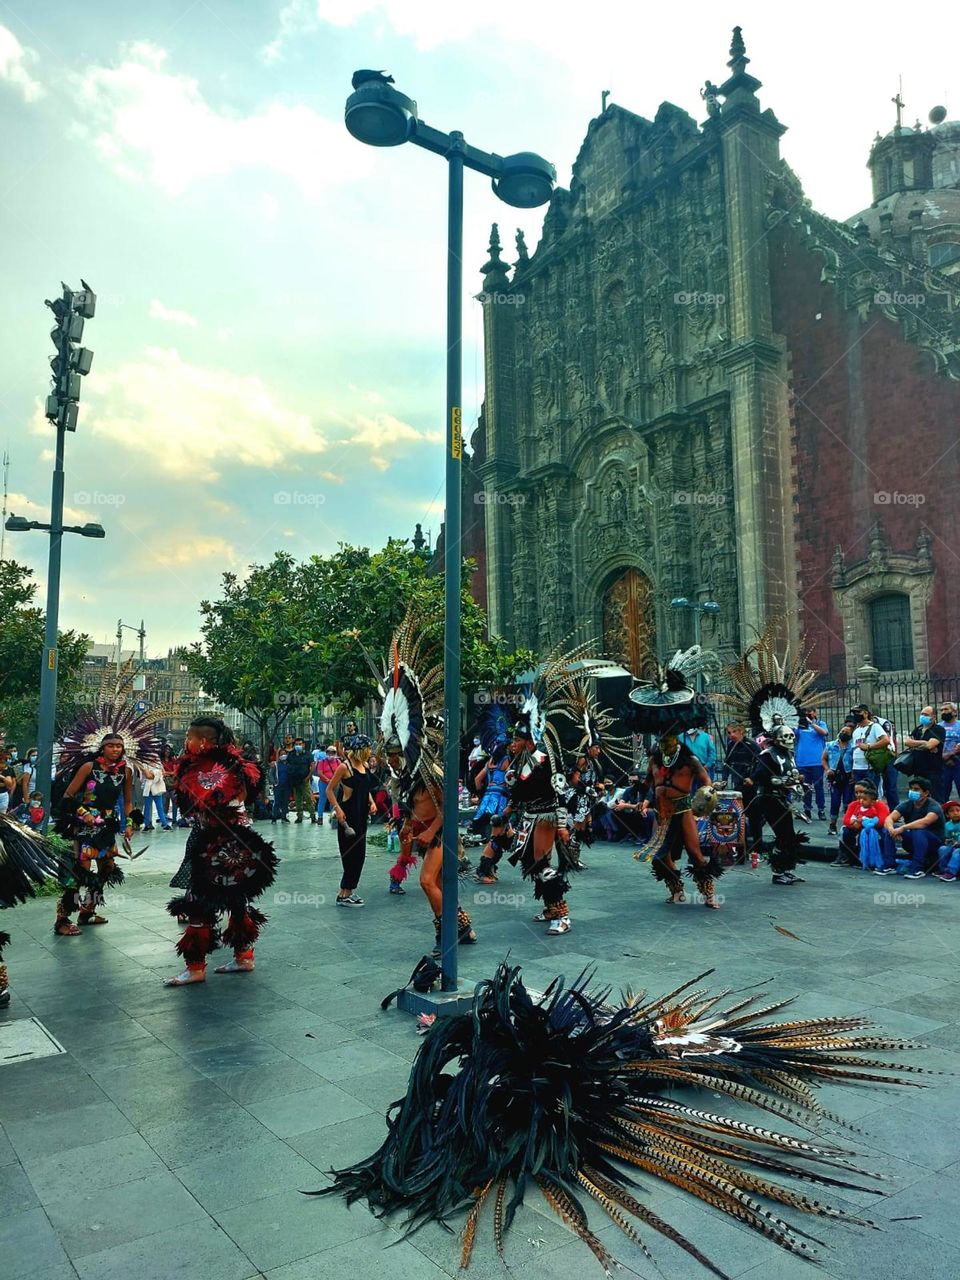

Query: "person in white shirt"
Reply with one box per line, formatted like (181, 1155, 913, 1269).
(140, 761, 171, 831)
(849, 704, 890, 791)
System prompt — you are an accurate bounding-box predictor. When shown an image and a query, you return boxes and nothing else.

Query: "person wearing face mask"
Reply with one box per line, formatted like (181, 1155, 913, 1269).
(884, 777, 945, 877)
(822, 726, 854, 835)
(19, 747, 39, 804)
(903, 706, 945, 801)
(286, 738, 314, 824)
(938, 703, 960, 803)
(849, 705, 889, 792)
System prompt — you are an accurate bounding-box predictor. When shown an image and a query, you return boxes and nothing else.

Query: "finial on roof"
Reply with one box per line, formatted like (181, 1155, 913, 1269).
(480, 223, 510, 292)
(728, 26, 748, 74)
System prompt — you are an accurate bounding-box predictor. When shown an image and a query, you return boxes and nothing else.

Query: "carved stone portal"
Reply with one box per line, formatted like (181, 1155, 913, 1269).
(602, 568, 656, 675)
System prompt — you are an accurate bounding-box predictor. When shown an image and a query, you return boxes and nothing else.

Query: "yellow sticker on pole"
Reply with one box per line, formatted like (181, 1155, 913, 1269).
(47, 648, 57, 670)
(451, 406, 462, 460)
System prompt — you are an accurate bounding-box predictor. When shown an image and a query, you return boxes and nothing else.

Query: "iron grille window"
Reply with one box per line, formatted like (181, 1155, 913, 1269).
(869, 594, 913, 671)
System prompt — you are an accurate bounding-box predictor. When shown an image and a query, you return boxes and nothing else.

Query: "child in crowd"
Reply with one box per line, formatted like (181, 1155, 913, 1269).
(836, 782, 890, 869)
(935, 800, 960, 881)
(12, 792, 45, 830)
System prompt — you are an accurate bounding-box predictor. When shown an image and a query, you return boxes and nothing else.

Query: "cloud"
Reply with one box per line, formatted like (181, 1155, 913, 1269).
(73, 41, 371, 199)
(150, 299, 199, 328)
(6, 490, 88, 525)
(338, 409, 442, 472)
(0, 24, 44, 102)
(82, 347, 328, 482)
(156, 534, 238, 567)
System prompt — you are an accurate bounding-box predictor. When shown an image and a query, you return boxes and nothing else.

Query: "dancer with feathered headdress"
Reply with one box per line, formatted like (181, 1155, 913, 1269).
(164, 716, 278, 986)
(311, 960, 930, 1279)
(1, 814, 70, 1003)
(627, 646, 723, 907)
(53, 662, 164, 935)
(377, 608, 476, 950)
(716, 618, 817, 886)
(502, 641, 630, 935)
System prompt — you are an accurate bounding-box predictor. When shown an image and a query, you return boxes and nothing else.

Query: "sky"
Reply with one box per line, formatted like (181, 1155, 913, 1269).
(1, 0, 957, 656)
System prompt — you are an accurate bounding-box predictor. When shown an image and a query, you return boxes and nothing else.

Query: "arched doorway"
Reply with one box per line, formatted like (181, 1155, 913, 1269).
(602, 569, 656, 674)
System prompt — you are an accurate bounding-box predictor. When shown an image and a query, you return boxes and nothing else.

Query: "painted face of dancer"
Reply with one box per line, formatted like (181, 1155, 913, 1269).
(660, 733, 679, 758)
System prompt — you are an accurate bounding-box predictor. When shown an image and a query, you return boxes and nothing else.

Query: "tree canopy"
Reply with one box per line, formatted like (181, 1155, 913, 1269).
(0, 559, 90, 747)
(186, 540, 532, 750)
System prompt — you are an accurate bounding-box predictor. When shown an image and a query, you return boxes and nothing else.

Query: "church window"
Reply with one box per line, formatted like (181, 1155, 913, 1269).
(930, 241, 960, 269)
(869, 594, 913, 671)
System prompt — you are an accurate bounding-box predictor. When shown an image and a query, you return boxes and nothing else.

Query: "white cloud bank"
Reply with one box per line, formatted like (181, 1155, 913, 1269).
(0, 24, 43, 102)
(150, 299, 199, 328)
(74, 41, 371, 198)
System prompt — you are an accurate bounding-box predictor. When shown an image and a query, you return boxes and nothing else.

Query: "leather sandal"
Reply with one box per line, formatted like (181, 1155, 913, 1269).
(55, 920, 82, 936)
(78, 914, 109, 926)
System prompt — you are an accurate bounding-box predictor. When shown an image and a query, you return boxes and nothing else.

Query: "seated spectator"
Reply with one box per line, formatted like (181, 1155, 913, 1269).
(884, 777, 945, 878)
(934, 800, 960, 881)
(610, 772, 653, 842)
(834, 782, 890, 869)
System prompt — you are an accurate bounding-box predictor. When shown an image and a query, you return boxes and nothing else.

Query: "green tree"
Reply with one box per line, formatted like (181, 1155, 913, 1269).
(185, 552, 323, 758)
(187, 541, 532, 754)
(0, 559, 90, 746)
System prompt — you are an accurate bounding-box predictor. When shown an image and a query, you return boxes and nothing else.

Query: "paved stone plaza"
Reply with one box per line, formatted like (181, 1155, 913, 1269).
(2, 822, 958, 1280)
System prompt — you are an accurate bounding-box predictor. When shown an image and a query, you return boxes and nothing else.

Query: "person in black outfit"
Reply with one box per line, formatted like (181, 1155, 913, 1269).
(326, 734, 377, 906)
(902, 706, 945, 801)
(720, 723, 762, 855)
(752, 725, 808, 885)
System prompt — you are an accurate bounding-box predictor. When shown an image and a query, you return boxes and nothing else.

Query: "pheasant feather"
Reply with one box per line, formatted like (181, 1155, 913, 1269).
(309, 963, 929, 1277)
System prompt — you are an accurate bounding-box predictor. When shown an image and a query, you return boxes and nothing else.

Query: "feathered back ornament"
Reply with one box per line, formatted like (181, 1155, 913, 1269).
(718, 618, 818, 736)
(377, 608, 444, 795)
(313, 960, 930, 1279)
(514, 640, 629, 773)
(477, 694, 512, 755)
(625, 646, 718, 735)
(57, 659, 164, 773)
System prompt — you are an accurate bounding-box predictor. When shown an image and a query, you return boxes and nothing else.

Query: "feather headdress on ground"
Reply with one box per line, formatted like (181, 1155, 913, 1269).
(718, 619, 818, 736)
(513, 641, 629, 771)
(376, 609, 444, 796)
(626, 646, 719, 735)
(312, 961, 929, 1279)
(56, 659, 164, 772)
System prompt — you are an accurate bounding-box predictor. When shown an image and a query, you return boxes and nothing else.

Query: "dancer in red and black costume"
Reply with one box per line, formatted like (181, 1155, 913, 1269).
(164, 716, 278, 987)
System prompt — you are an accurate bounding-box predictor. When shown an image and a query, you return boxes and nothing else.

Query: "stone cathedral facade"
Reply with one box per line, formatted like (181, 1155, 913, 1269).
(470, 29, 960, 681)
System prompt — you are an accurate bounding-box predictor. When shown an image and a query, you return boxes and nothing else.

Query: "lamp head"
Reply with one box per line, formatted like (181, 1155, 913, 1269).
(670, 597, 689, 609)
(345, 81, 418, 146)
(5, 514, 31, 532)
(80, 522, 106, 539)
(493, 152, 556, 208)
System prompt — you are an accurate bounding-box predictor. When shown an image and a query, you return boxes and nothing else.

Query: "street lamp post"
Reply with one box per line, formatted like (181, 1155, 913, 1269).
(5, 282, 100, 827)
(344, 74, 554, 992)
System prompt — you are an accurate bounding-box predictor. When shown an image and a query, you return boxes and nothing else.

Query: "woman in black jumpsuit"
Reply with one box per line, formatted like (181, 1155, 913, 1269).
(326, 734, 377, 906)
